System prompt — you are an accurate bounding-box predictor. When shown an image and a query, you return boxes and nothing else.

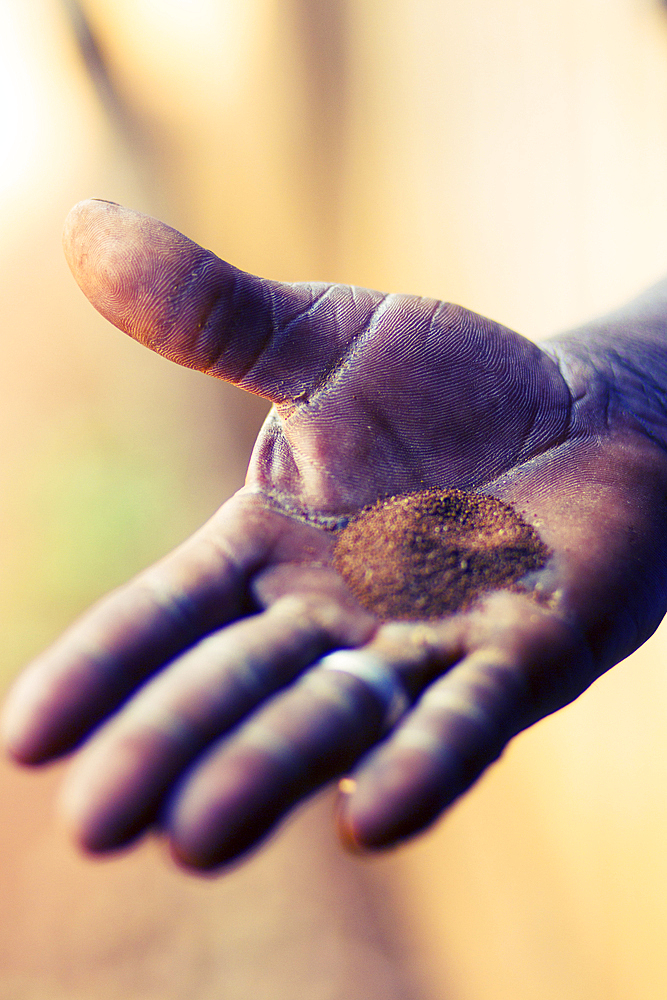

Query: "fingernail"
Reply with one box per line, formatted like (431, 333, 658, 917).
(335, 798, 370, 854)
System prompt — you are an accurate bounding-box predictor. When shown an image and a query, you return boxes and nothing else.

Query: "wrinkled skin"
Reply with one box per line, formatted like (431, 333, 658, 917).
(4, 200, 667, 872)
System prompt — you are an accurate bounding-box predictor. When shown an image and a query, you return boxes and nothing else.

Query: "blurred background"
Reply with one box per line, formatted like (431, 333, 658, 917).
(3, 0, 667, 997)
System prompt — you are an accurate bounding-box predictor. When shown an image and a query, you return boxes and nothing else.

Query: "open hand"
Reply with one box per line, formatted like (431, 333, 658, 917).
(4, 200, 667, 871)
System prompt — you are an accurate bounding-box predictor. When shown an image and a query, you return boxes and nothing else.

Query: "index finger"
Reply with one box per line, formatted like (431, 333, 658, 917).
(1, 493, 270, 764)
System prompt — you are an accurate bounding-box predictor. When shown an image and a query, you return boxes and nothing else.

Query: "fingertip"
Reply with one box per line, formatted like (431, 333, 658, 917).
(336, 801, 407, 856)
(163, 754, 251, 871)
(58, 768, 135, 857)
(166, 834, 223, 876)
(334, 777, 371, 853)
(61, 199, 207, 347)
(335, 797, 376, 856)
(1, 725, 36, 767)
(1, 704, 28, 766)
(334, 769, 399, 852)
(62, 198, 123, 274)
(1, 671, 51, 766)
(336, 741, 459, 852)
(62, 198, 141, 329)
(57, 726, 175, 854)
(58, 754, 111, 854)
(335, 793, 394, 853)
(1, 653, 111, 767)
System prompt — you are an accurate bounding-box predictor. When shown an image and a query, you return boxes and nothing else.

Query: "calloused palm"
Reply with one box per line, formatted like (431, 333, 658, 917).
(4, 200, 667, 871)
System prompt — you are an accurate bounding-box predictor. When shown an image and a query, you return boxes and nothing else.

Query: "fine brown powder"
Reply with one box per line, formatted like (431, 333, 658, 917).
(332, 488, 550, 621)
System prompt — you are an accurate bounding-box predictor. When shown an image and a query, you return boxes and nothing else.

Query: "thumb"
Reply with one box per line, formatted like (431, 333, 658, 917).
(63, 200, 381, 405)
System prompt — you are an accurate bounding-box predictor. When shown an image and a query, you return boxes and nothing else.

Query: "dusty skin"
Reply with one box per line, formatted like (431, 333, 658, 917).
(4, 200, 667, 872)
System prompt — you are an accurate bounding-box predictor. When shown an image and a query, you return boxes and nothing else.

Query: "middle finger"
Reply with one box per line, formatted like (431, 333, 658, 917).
(60, 593, 361, 852)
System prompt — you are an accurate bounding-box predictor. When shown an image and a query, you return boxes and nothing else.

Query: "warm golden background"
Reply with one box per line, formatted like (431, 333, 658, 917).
(3, 1, 667, 997)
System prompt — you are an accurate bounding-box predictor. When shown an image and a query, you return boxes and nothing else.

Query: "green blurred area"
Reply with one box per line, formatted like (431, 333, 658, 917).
(6, 2, 667, 998)
(0, 427, 202, 688)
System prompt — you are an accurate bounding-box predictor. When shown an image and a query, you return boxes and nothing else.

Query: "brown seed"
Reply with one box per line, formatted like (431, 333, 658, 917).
(332, 488, 550, 621)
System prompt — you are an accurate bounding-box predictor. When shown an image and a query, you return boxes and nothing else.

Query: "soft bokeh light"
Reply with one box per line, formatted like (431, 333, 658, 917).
(0, 7, 42, 201)
(5, 2, 667, 998)
(83, 0, 254, 111)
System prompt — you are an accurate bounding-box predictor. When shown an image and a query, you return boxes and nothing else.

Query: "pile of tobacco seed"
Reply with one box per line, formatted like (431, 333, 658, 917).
(332, 488, 550, 621)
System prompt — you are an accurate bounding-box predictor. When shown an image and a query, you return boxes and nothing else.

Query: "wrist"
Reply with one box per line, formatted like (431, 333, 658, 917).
(541, 284, 667, 450)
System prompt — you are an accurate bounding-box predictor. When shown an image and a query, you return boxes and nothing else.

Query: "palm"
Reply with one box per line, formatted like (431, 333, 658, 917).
(4, 202, 667, 871)
(244, 287, 569, 516)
